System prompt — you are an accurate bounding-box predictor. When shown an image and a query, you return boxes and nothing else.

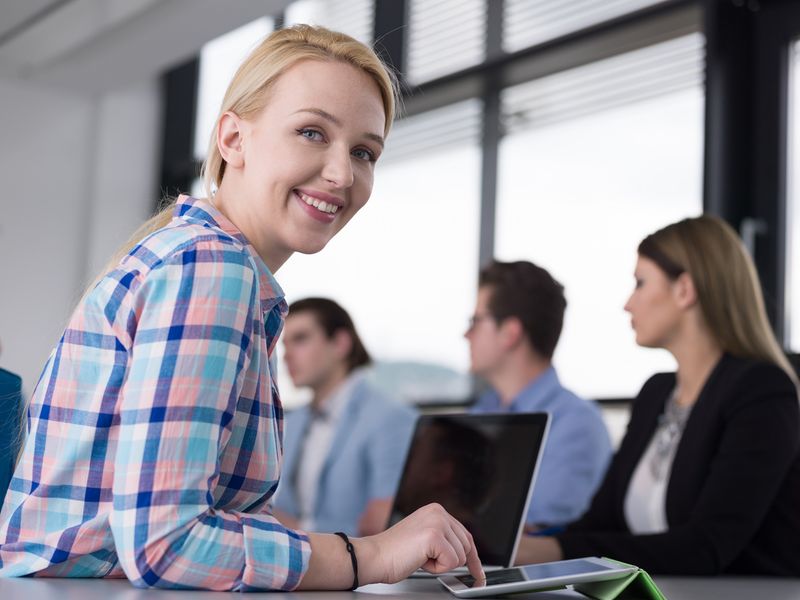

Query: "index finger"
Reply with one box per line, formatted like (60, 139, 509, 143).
(464, 537, 485, 584)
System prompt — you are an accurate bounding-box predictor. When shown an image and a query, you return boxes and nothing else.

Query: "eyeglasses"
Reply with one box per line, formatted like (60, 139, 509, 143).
(467, 313, 495, 330)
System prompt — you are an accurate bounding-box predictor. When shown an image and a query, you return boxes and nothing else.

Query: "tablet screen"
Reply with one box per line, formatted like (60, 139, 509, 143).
(455, 559, 619, 587)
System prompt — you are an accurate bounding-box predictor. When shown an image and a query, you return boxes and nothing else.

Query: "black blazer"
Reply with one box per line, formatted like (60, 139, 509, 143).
(556, 354, 800, 575)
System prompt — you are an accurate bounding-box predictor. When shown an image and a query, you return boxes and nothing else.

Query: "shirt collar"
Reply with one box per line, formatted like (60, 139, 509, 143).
(312, 368, 366, 422)
(174, 195, 287, 317)
(483, 365, 561, 411)
(509, 366, 561, 410)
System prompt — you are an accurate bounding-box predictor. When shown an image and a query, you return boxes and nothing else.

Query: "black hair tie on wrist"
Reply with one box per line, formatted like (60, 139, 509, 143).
(334, 531, 359, 590)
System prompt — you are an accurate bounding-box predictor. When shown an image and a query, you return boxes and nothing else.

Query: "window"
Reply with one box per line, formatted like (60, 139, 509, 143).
(186, 2, 707, 406)
(284, 0, 373, 45)
(276, 100, 483, 406)
(407, 0, 486, 84)
(503, 0, 670, 52)
(787, 40, 800, 351)
(192, 17, 274, 196)
(495, 34, 705, 399)
(194, 17, 275, 161)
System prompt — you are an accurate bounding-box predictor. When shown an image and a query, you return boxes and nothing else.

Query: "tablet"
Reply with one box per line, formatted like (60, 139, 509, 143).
(438, 557, 637, 598)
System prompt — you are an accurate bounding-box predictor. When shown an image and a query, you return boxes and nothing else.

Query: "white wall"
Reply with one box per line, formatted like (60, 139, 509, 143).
(0, 78, 159, 394)
(86, 81, 160, 278)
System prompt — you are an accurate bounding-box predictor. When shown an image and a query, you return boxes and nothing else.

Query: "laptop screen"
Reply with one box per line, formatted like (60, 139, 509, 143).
(387, 412, 549, 567)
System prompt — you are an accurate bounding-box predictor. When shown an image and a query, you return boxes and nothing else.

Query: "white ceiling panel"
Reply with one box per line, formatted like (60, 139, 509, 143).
(0, 0, 66, 43)
(0, 0, 292, 93)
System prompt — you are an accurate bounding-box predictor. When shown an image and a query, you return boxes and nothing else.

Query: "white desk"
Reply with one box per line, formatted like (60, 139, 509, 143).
(0, 575, 798, 600)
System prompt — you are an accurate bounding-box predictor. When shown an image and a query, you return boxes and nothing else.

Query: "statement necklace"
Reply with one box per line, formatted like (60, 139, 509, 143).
(650, 386, 693, 480)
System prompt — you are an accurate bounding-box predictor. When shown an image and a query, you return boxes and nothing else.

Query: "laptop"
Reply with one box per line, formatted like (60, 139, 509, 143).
(386, 412, 550, 573)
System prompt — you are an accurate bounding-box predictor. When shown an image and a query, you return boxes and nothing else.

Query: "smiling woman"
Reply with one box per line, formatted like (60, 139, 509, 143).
(0, 25, 484, 592)
(211, 59, 386, 271)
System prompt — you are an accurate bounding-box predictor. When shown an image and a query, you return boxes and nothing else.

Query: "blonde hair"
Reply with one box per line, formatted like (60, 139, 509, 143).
(638, 215, 797, 384)
(203, 24, 398, 198)
(91, 25, 398, 290)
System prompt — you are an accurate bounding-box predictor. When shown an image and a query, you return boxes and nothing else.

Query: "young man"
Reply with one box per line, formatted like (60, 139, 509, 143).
(273, 298, 417, 537)
(465, 261, 612, 529)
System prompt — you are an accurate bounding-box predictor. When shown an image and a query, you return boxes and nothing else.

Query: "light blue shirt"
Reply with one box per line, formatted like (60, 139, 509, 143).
(471, 367, 611, 527)
(275, 375, 417, 536)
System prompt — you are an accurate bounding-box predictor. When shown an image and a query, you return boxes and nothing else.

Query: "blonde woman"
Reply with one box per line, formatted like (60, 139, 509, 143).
(517, 215, 800, 575)
(0, 26, 483, 590)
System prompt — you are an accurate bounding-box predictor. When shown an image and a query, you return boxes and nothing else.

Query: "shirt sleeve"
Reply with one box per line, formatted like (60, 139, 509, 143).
(527, 403, 612, 526)
(271, 411, 302, 519)
(368, 403, 417, 500)
(108, 244, 311, 591)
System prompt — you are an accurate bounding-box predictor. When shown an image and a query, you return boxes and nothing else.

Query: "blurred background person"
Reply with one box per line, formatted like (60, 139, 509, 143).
(465, 260, 612, 530)
(0, 338, 23, 508)
(516, 215, 800, 575)
(274, 297, 417, 536)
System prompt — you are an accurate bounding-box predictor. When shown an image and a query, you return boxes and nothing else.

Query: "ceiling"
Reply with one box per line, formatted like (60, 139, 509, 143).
(0, 0, 69, 42)
(0, 0, 292, 93)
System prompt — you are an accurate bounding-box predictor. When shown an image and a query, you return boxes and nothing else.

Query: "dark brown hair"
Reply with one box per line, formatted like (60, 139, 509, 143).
(288, 297, 371, 373)
(478, 260, 566, 360)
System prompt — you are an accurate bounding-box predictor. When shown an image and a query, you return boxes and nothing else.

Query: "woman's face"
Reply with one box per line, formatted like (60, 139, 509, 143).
(624, 256, 683, 348)
(218, 59, 386, 271)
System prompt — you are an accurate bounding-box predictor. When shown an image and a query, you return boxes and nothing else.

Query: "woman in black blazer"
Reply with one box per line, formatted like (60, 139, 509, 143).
(516, 215, 800, 575)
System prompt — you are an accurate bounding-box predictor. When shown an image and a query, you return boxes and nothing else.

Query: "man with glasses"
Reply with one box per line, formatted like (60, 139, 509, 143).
(465, 261, 611, 532)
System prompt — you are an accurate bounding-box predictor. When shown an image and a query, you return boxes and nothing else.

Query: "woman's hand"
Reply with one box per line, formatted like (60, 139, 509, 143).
(362, 503, 485, 583)
(299, 503, 484, 589)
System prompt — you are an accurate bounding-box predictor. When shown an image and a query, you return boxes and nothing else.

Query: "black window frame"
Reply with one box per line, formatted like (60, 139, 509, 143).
(159, 0, 800, 401)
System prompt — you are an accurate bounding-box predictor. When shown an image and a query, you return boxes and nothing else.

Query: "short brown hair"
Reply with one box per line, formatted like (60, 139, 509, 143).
(288, 297, 371, 373)
(478, 260, 566, 359)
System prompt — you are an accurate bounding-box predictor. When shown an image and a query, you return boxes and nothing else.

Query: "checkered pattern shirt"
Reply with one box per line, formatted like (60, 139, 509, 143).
(0, 196, 311, 590)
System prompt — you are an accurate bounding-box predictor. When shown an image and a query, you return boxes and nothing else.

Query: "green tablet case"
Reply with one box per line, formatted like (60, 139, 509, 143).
(572, 559, 667, 600)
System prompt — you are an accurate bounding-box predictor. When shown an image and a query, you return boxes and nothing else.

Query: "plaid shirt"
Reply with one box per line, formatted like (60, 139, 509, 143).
(0, 196, 311, 590)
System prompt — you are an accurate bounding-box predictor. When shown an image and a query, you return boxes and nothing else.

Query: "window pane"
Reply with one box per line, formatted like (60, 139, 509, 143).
(788, 40, 800, 351)
(504, 0, 670, 53)
(284, 0, 373, 46)
(276, 100, 483, 406)
(194, 18, 274, 162)
(495, 35, 705, 399)
(407, 0, 485, 84)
